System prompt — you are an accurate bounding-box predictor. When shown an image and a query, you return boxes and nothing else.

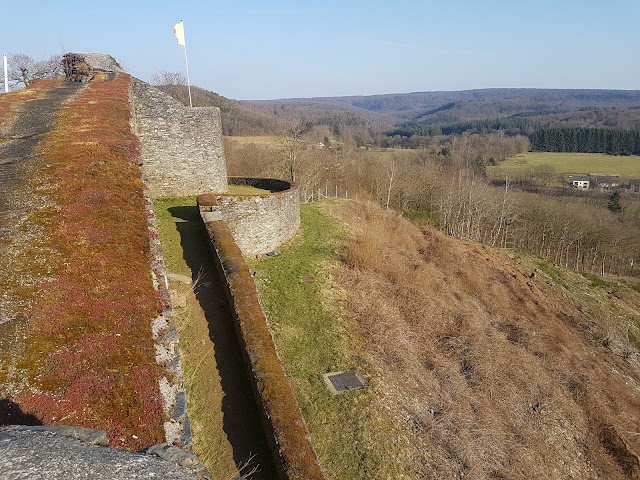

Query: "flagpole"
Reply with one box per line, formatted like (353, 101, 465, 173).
(3, 54, 8, 93)
(183, 43, 193, 108)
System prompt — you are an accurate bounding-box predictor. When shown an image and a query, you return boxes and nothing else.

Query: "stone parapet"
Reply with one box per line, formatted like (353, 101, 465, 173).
(129, 78, 227, 198)
(201, 177, 300, 256)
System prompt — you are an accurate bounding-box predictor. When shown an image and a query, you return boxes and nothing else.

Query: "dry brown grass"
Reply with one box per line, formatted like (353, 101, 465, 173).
(332, 201, 640, 479)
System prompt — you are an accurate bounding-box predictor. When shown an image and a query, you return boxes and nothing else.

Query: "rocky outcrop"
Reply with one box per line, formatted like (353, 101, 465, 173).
(0, 425, 208, 480)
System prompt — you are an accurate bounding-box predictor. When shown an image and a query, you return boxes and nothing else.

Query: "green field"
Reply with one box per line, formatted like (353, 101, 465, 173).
(226, 184, 270, 195)
(488, 152, 640, 180)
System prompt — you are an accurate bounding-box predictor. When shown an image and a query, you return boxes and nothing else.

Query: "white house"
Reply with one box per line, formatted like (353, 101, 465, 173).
(572, 175, 590, 190)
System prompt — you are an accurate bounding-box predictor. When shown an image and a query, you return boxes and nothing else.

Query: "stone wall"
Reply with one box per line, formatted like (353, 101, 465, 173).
(195, 195, 325, 480)
(76, 53, 124, 72)
(129, 79, 227, 198)
(210, 177, 300, 256)
(0, 426, 207, 479)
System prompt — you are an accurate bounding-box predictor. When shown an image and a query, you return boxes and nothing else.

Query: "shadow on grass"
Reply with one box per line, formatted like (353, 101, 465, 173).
(0, 399, 43, 426)
(166, 205, 200, 222)
(169, 206, 276, 480)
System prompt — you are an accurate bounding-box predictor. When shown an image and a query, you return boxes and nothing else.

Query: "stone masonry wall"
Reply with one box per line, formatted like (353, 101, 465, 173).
(195, 195, 325, 480)
(129, 78, 227, 198)
(212, 178, 300, 256)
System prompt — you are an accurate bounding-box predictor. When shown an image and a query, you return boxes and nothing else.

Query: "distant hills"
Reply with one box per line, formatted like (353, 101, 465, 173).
(157, 84, 640, 142)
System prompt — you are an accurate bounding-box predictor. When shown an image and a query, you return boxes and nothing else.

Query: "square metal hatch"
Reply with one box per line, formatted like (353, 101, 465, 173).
(323, 370, 366, 395)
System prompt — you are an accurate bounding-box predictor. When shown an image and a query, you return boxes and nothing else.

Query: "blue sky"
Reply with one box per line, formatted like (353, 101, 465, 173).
(2, 1, 638, 99)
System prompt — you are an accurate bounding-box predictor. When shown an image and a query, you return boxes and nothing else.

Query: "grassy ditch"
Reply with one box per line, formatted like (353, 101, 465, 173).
(154, 196, 235, 476)
(248, 201, 405, 478)
(154, 196, 277, 479)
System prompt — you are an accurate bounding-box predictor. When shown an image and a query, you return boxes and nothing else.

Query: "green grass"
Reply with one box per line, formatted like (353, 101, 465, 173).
(248, 201, 389, 478)
(579, 271, 614, 289)
(226, 184, 270, 195)
(153, 196, 198, 276)
(536, 260, 571, 289)
(488, 151, 640, 180)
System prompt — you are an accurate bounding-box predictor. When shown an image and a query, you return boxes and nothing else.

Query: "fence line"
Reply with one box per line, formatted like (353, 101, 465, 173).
(300, 186, 353, 203)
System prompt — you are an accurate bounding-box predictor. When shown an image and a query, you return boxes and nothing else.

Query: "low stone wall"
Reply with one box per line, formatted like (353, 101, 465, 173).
(196, 194, 324, 480)
(0, 426, 207, 479)
(129, 79, 228, 198)
(144, 193, 192, 449)
(212, 177, 300, 256)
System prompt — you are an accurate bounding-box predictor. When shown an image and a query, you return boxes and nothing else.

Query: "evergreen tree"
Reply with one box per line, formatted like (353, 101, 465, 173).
(608, 190, 623, 214)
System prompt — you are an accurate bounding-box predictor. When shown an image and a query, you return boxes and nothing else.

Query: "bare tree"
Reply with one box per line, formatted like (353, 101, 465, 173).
(2, 53, 62, 88)
(280, 121, 311, 183)
(149, 70, 187, 86)
(385, 158, 398, 210)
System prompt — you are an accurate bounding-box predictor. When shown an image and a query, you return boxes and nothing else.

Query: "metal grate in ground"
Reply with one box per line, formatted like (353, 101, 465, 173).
(323, 370, 366, 395)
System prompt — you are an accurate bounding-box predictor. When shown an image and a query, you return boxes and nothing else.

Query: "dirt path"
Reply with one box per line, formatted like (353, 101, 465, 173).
(0, 80, 84, 402)
(168, 205, 277, 479)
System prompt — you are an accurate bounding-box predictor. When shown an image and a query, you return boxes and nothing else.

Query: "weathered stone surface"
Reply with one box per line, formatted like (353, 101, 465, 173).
(74, 53, 124, 72)
(0, 81, 84, 327)
(210, 178, 300, 257)
(9, 425, 109, 446)
(129, 79, 228, 198)
(0, 426, 206, 479)
(146, 443, 205, 473)
(159, 376, 180, 417)
(144, 193, 192, 450)
(172, 391, 188, 420)
(203, 211, 224, 222)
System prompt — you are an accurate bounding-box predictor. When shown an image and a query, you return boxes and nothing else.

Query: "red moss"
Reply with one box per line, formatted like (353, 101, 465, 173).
(12, 74, 165, 450)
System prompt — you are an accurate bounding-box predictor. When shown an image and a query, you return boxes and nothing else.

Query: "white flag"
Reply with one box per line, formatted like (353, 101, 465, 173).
(173, 20, 186, 46)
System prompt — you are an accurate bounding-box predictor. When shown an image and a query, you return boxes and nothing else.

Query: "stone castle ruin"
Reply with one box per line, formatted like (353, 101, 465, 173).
(2, 53, 308, 480)
(129, 78, 229, 198)
(72, 53, 299, 255)
(124, 63, 299, 256)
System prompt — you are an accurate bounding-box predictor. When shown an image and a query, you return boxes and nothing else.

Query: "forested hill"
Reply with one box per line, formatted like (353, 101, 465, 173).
(158, 84, 640, 140)
(249, 88, 640, 122)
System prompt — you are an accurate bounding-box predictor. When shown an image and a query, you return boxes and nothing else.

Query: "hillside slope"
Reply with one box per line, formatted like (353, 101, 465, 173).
(253, 200, 640, 479)
(249, 88, 640, 128)
(336, 201, 640, 479)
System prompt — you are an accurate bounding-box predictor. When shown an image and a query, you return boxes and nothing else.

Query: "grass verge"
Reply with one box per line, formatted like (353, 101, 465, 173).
(154, 197, 277, 479)
(226, 184, 271, 195)
(153, 197, 235, 476)
(248, 201, 401, 478)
